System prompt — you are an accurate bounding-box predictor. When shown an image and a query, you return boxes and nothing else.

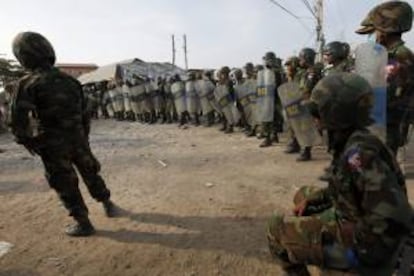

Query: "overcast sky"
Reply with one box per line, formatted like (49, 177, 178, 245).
(1, 0, 413, 68)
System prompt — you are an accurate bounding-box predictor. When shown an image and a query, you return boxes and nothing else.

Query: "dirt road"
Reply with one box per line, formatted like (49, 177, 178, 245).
(1, 120, 413, 276)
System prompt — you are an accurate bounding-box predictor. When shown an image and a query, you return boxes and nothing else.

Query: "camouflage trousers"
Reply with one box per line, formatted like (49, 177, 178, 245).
(267, 186, 353, 272)
(267, 186, 398, 275)
(40, 139, 110, 218)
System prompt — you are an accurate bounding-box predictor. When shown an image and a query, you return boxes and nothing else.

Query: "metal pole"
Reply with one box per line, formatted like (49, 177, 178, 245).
(183, 34, 188, 70)
(315, 0, 325, 62)
(172, 35, 176, 66)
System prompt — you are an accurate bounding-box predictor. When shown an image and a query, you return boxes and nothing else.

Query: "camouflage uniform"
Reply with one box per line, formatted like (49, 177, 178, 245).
(356, 1, 414, 154)
(267, 73, 412, 275)
(10, 32, 116, 237)
(292, 48, 321, 161)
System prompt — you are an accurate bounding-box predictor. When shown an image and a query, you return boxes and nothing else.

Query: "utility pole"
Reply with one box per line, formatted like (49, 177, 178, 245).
(315, 0, 325, 62)
(171, 35, 176, 66)
(183, 34, 188, 70)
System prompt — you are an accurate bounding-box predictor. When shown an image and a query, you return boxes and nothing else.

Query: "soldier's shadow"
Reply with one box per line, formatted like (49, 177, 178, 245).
(98, 209, 271, 260)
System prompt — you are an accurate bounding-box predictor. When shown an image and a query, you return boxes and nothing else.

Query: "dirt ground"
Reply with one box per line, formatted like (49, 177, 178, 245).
(1, 120, 414, 276)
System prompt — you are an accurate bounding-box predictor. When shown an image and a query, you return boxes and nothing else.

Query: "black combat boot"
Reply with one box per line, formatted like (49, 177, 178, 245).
(194, 114, 200, 126)
(219, 120, 227, 132)
(285, 138, 300, 154)
(103, 200, 119, 218)
(225, 124, 234, 134)
(179, 113, 187, 126)
(246, 127, 256, 137)
(206, 112, 214, 127)
(297, 147, 312, 162)
(260, 135, 272, 147)
(272, 133, 280, 143)
(65, 215, 95, 237)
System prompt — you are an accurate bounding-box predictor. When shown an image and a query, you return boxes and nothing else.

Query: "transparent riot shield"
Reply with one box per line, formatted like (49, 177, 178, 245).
(355, 42, 387, 141)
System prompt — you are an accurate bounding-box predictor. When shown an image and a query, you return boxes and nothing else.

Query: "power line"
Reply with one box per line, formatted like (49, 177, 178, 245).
(301, 0, 317, 18)
(268, 0, 312, 33)
(268, 0, 300, 19)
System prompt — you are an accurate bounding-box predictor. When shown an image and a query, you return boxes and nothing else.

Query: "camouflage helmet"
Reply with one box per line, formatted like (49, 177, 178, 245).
(12, 32, 56, 70)
(299, 48, 316, 66)
(372, 1, 412, 33)
(323, 41, 347, 61)
(356, 1, 413, 34)
(311, 72, 374, 130)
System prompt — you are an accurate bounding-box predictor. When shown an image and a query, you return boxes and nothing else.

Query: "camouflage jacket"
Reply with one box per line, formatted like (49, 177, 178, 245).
(307, 129, 412, 265)
(387, 40, 414, 123)
(324, 59, 352, 76)
(11, 67, 90, 147)
(297, 66, 321, 99)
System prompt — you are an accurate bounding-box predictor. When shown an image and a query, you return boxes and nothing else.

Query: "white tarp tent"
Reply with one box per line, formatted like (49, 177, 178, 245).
(78, 58, 186, 84)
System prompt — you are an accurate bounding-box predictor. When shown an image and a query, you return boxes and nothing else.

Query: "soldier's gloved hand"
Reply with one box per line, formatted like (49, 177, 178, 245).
(293, 199, 308, 216)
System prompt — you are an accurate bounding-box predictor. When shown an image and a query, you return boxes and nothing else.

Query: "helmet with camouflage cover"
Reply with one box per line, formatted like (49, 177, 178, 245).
(12, 32, 56, 70)
(323, 41, 347, 62)
(311, 73, 374, 130)
(372, 1, 412, 34)
(356, 1, 413, 34)
(299, 48, 316, 67)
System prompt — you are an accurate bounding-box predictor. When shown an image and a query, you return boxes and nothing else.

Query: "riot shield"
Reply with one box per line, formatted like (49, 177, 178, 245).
(256, 69, 275, 123)
(171, 81, 187, 114)
(355, 42, 387, 141)
(186, 81, 198, 114)
(198, 80, 214, 114)
(122, 85, 132, 112)
(278, 82, 322, 147)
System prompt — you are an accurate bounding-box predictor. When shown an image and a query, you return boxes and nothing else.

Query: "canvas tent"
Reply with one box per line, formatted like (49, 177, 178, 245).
(78, 58, 186, 84)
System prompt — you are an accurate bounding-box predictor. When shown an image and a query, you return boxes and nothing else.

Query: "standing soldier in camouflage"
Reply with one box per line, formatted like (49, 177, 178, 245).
(171, 74, 188, 126)
(143, 77, 155, 124)
(242, 63, 258, 137)
(115, 81, 125, 121)
(122, 80, 134, 121)
(257, 52, 282, 147)
(198, 70, 216, 127)
(283, 56, 303, 154)
(356, 0, 414, 155)
(294, 48, 321, 161)
(10, 32, 117, 237)
(267, 73, 412, 275)
(186, 71, 200, 126)
(214, 67, 237, 134)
